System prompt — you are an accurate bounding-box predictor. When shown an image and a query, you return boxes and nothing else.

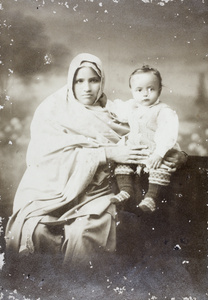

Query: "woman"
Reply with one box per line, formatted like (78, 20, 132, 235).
(5, 53, 186, 269)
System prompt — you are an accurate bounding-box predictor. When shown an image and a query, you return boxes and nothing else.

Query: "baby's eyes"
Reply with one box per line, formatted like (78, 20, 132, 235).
(135, 87, 155, 93)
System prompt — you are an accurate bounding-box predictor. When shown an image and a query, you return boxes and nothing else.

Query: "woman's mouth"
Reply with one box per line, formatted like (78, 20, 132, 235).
(82, 94, 93, 98)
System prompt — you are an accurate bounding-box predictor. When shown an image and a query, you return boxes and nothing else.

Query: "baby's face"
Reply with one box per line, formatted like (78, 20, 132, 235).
(130, 72, 161, 106)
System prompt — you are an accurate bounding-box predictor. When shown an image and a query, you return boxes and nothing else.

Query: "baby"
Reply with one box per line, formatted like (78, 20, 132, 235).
(110, 65, 179, 212)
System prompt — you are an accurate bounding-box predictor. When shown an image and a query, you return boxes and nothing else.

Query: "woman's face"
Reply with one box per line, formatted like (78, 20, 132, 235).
(74, 67, 101, 105)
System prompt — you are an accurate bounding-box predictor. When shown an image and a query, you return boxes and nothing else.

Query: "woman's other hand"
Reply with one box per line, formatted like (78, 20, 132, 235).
(163, 149, 188, 172)
(105, 145, 150, 164)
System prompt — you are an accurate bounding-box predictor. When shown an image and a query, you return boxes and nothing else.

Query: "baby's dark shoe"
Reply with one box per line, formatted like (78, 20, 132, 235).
(110, 191, 130, 204)
(137, 197, 156, 213)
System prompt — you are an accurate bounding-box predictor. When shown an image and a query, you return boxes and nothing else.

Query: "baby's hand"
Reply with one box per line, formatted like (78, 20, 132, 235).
(147, 153, 163, 169)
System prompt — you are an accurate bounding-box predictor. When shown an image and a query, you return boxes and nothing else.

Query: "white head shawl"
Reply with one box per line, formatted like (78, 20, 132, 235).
(67, 53, 105, 105)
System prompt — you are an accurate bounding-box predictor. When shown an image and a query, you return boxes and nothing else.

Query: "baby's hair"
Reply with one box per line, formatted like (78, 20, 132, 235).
(129, 65, 163, 93)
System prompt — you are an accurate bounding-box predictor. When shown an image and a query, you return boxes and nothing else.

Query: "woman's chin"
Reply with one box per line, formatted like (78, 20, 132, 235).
(78, 98, 96, 105)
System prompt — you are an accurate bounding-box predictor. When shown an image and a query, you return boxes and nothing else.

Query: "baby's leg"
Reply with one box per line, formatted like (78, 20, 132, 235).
(138, 168, 171, 213)
(110, 164, 134, 204)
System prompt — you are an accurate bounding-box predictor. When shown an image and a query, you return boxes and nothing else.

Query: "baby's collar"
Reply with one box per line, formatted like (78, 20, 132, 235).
(135, 98, 160, 108)
(149, 98, 160, 108)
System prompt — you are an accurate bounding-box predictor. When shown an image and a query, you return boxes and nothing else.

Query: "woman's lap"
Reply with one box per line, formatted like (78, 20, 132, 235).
(63, 212, 116, 265)
(32, 211, 116, 267)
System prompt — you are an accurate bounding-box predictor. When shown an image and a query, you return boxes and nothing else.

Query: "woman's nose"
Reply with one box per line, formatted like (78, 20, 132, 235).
(83, 81, 91, 91)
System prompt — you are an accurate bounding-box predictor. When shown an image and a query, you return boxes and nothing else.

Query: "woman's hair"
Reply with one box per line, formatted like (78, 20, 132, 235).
(129, 65, 163, 93)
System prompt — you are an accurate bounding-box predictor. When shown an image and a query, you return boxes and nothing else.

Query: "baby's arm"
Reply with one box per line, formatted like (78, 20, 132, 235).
(147, 152, 163, 169)
(147, 107, 179, 169)
(154, 107, 179, 156)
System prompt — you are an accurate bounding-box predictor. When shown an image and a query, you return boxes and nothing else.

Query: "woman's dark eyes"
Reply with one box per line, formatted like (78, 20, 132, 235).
(75, 79, 83, 84)
(75, 78, 100, 84)
(90, 78, 100, 83)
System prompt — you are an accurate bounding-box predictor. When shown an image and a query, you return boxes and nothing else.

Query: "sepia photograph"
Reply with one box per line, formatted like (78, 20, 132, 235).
(0, 0, 207, 299)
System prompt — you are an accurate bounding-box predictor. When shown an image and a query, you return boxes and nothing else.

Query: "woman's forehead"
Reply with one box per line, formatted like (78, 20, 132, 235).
(75, 67, 100, 78)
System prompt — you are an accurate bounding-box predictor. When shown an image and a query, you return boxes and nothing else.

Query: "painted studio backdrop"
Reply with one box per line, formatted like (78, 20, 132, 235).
(0, 0, 208, 299)
(0, 0, 208, 208)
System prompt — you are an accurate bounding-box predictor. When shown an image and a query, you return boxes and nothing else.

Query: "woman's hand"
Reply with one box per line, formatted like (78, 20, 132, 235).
(163, 149, 188, 172)
(105, 145, 150, 164)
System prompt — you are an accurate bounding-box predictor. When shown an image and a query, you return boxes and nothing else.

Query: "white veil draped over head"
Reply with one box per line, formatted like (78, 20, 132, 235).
(67, 52, 105, 104)
(6, 53, 129, 253)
